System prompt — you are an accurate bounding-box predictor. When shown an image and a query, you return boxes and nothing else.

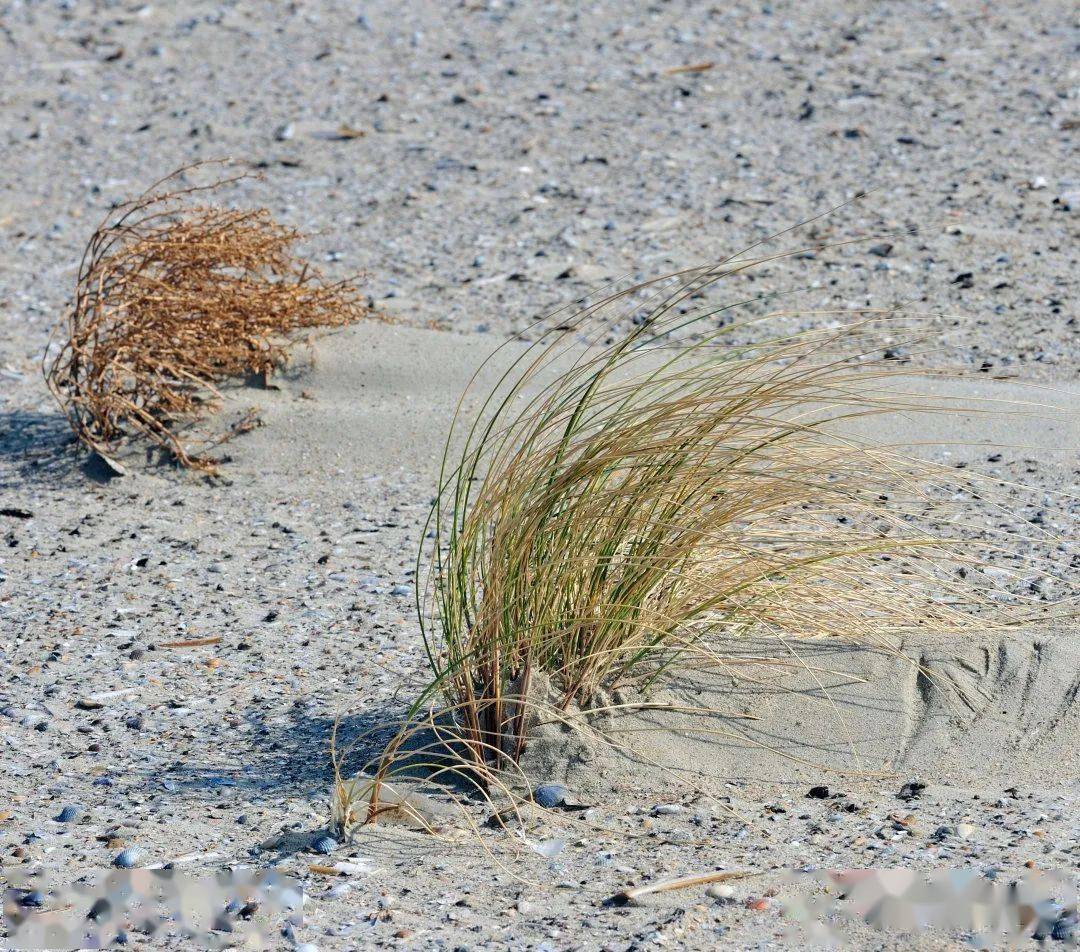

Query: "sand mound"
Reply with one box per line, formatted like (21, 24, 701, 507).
(213, 324, 504, 494)
(517, 628, 1080, 796)
(217, 323, 1079, 485)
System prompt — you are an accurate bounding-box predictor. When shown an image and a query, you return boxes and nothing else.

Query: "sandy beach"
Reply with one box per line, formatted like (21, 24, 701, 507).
(1, 1, 1077, 948)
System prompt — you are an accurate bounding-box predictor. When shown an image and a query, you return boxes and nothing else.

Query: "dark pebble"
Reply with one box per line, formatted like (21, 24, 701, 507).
(88, 897, 112, 922)
(898, 780, 926, 801)
(55, 806, 78, 823)
(806, 785, 830, 799)
(19, 890, 45, 908)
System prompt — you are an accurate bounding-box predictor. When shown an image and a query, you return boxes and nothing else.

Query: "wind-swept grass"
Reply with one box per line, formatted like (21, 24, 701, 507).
(337, 255, 1072, 838)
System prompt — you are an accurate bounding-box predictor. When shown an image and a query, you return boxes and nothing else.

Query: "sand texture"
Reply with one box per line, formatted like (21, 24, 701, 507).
(3, 321, 1078, 949)
(1, 0, 1078, 948)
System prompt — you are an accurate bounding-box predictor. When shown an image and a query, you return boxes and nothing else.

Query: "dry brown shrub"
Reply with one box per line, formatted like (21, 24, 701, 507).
(44, 163, 372, 471)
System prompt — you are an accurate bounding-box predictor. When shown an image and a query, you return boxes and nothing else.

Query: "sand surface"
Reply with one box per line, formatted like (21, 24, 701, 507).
(2, 320, 1078, 949)
(1, 1, 1078, 948)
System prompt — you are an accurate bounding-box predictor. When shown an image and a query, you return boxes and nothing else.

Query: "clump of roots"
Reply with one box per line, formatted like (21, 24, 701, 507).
(44, 162, 372, 470)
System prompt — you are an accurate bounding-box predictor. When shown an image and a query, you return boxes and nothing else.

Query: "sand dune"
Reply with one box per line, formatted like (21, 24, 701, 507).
(224, 322, 1080, 483)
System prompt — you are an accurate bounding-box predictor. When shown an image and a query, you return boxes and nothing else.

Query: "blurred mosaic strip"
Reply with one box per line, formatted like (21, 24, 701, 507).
(781, 868, 1077, 946)
(2, 866, 302, 950)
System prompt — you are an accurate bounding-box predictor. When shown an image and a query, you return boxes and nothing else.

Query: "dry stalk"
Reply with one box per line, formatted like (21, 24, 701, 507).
(44, 162, 373, 471)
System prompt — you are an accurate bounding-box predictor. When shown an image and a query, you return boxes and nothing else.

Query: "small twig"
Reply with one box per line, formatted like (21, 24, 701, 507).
(308, 864, 344, 877)
(606, 869, 761, 906)
(662, 61, 716, 75)
(159, 636, 223, 648)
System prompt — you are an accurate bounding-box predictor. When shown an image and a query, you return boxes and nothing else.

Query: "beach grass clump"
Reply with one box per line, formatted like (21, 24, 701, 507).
(44, 163, 371, 470)
(327, 255, 1070, 843)
(390, 261, 1046, 785)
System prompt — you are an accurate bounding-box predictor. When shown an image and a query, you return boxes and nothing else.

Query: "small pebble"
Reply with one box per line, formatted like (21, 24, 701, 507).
(55, 806, 78, 823)
(652, 804, 683, 816)
(325, 883, 351, 899)
(1054, 189, 1079, 211)
(897, 780, 926, 801)
(706, 883, 735, 900)
(806, 785, 829, 799)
